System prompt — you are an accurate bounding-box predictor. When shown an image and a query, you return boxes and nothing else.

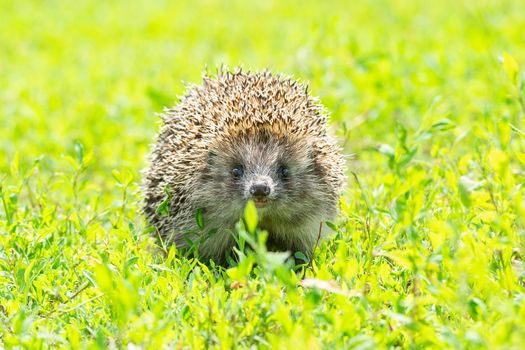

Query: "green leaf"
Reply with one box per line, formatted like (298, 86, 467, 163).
(430, 119, 455, 132)
(112, 169, 134, 187)
(244, 200, 258, 234)
(195, 208, 205, 229)
(156, 197, 170, 216)
(23, 260, 36, 288)
(294, 251, 309, 264)
(325, 221, 337, 231)
(74, 140, 84, 165)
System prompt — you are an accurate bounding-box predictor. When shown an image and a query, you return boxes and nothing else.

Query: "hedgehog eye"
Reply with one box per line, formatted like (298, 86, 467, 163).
(278, 165, 289, 178)
(231, 165, 244, 178)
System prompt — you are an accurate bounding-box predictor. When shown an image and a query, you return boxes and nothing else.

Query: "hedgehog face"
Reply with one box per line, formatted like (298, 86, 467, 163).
(199, 132, 319, 221)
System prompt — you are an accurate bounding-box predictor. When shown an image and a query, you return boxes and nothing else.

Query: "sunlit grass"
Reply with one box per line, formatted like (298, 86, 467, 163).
(1, 0, 525, 348)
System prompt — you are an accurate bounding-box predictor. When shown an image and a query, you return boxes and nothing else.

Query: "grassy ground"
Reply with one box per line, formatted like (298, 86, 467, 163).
(1, 0, 525, 348)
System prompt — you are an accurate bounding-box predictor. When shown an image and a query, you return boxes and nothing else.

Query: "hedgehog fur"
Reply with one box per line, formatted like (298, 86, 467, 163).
(143, 68, 345, 263)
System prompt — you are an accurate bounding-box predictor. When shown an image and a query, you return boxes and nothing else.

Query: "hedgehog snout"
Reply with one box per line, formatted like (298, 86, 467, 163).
(245, 176, 274, 201)
(250, 183, 271, 197)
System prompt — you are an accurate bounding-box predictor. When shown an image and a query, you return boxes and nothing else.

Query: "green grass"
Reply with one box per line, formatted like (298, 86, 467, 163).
(1, 0, 525, 348)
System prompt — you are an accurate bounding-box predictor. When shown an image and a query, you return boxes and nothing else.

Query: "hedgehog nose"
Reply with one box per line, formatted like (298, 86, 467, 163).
(250, 184, 271, 198)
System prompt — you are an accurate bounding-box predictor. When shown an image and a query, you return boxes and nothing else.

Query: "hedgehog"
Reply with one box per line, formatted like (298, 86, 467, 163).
(143, 68, 345, 264)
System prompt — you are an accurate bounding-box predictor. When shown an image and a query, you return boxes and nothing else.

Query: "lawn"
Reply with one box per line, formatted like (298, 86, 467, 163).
(1, 0, 525, 348)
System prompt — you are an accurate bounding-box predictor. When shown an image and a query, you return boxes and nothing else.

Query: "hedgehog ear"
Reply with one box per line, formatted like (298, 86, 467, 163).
(305, 146, 320, 171)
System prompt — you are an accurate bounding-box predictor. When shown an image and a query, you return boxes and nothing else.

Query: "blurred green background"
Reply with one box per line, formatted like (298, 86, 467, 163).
(1, 0, 525, 348)
(2, 0, 523, 175)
